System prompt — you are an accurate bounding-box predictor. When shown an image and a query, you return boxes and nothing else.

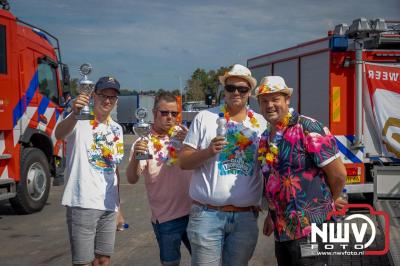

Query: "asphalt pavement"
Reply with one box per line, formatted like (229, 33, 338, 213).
(1, 134, 389, 266)
(0, 134, 276, 266)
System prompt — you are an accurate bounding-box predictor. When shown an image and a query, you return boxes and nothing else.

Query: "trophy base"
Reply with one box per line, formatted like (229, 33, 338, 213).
(135, 153, 153, 160)
(75, 113, 95, 120)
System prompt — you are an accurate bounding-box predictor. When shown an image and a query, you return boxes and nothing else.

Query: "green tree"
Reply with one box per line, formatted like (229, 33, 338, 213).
(119, 89, 138, 95)
(185, 66, 230, 101)
(186, 78, 205, 101)
(68, 78, 79, 96)
(171, 89, 181, 96)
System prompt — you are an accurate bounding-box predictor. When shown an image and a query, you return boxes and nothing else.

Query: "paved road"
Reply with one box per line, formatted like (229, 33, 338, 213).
(0, 135, 276, 266)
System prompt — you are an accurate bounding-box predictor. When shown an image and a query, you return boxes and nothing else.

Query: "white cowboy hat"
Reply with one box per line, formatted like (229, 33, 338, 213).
(219, 64, 257, 89)
(255, 76, 293, 97)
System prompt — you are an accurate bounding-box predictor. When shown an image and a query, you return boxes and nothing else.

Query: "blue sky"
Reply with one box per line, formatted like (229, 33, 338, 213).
(11, 0, 400, 91)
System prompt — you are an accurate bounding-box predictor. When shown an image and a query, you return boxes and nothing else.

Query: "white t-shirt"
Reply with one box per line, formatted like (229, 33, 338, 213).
(62, 116, 124, 211)
(183, 106, 267, 207)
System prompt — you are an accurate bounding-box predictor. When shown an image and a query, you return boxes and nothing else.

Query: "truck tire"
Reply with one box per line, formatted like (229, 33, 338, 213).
(10, 148, 51, 214)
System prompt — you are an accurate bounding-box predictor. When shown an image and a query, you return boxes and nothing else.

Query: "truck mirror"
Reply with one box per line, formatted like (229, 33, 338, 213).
(205, 94, 213, 106)
(0, 0, 10, 10)
(59, 95, 66, 107)
(62, 64, 70, 87)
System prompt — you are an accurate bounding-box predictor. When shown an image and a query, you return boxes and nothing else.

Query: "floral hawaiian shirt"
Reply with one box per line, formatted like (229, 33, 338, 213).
(260, 111, 340, 242)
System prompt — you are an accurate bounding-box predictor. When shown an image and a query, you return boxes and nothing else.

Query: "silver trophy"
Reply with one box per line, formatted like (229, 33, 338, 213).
(75, 63, 94, 120)
(133, 107, 153, 160)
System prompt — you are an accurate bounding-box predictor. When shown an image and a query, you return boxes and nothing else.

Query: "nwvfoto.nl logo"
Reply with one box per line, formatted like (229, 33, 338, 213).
(310, 204, 390, 256)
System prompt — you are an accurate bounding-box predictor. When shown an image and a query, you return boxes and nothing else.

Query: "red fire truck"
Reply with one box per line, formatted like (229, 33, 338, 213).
(248, 18, 400, 196)
(248, 18, 400, 264)
(0, 1, 69, 214)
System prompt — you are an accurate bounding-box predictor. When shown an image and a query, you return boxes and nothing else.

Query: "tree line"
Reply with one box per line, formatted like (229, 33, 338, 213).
(66, 65, 230, 101)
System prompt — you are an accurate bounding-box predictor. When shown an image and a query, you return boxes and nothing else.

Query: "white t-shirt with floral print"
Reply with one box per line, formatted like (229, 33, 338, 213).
(183, 106, 267, 207)
(62, 116, 124, 211)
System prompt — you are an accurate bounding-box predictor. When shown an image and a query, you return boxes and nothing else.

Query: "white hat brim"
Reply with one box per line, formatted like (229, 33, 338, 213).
(219, 74, 257, 89)
(255, 87, 293, 97)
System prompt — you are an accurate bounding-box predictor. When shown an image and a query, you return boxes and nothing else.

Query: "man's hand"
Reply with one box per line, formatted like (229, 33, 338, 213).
(126, 141, 145, 184)
(132, 139, 148, 160)
(179, 136, 228, 170)
(71, 93, 90, 115)
(263, 213, 274, 236)
(175, 124, 189, 142)
(334, 197, 348, 211)
(207, 136, 228, 156)
(55, 93, 89, 139)
(116, 211, 125, 231)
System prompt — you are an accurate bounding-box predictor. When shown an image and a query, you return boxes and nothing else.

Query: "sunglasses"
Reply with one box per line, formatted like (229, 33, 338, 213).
(158, 110, 179, 117)
(225, 85, 251, 94)
(95, 93, 118, 102)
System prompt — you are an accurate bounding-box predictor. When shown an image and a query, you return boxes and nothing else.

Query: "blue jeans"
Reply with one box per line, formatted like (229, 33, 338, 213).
(152, 215, 191, 265)
(187, 204, 259, 266)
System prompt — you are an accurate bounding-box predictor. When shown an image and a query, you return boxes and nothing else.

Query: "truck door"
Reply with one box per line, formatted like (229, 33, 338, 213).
(0, 23, 6, 75)
(0, 16, 13, 130)
(36, 57, 60, 134)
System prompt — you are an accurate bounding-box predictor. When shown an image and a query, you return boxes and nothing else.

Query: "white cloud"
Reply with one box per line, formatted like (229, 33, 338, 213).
(11, 0, 400, 89)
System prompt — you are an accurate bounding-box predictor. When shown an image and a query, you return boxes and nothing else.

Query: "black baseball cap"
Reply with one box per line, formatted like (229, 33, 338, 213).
(95, 76, 121, 94)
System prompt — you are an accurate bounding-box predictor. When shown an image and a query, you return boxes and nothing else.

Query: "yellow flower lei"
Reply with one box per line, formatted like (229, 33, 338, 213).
(220, 105, 260, 128)
(258, 110, 292, 172)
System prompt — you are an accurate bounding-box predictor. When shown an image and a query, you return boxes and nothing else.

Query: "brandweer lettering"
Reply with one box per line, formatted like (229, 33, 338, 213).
(368, 70, 399, 81)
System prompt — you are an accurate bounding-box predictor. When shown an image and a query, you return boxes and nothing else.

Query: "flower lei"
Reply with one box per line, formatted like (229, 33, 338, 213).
(258, 110, 293, 173)
(220, 105, 260, 128)
(89, 116, 123, 167)
(150, 126, 178, 166)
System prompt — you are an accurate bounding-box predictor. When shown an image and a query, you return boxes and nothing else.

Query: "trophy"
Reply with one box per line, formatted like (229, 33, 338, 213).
(75, 63, 94, 120)
(133, 107, 153, 160)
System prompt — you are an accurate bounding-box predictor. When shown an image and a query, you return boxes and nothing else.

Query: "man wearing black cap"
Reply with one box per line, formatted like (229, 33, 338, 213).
(55, 76, 124, 266)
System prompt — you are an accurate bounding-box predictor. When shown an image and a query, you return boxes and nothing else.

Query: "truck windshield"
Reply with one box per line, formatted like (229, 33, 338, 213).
(0, 24, 6, 74)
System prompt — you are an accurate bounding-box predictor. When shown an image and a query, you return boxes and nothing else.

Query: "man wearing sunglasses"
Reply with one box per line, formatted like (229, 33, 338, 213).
(126, 91, 192, 266)
(55, 76, 123, 266)
(257, 76, 346, 266)
(179, 64, 267, 265)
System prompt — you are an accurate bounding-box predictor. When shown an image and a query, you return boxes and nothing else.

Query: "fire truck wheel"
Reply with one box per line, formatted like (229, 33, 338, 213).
(10, 148, 51, 214)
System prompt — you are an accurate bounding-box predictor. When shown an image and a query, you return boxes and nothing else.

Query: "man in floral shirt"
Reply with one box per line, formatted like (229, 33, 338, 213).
(256, 76, 347, 266)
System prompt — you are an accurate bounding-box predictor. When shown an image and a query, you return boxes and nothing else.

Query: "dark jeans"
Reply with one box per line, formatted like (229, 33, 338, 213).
(275, 237, 329, 266)
(152, 215, 191, 265)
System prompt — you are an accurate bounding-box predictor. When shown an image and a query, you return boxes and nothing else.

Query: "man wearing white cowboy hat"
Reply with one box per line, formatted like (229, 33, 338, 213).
(179, 64, 267, 265)
(256, 76, 347, 266)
